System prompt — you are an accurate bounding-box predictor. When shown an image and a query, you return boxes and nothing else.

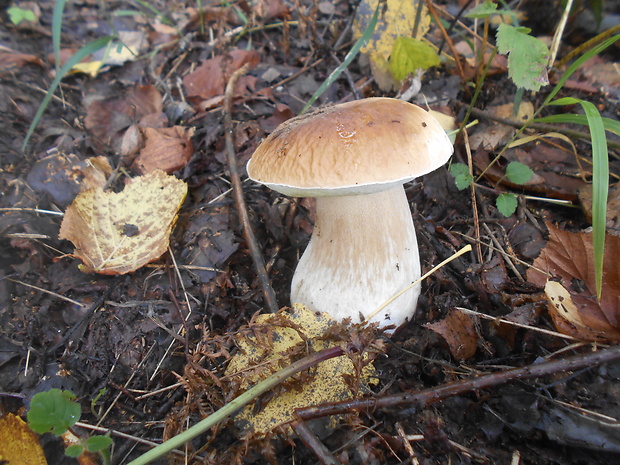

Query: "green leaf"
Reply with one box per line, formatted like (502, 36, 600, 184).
(449, 163, 473, 190)
(496, 24, 549, 91)
(7, 6, 36, 24)
(505, 161, 534, 185)
(465, 1, 498, 19)
(65, 444, 84, 458)
(388, 37, 440, 81)
(27, 389, 81, 436)
(496, 193, 518, 217)
(86, 435, 113, 452)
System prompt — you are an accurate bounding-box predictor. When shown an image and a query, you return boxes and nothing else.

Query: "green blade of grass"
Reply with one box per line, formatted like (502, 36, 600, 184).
(533, 114, 620, 137)
(52, 0, 68, 71)
(22, 36, 114, 152)
(301, 3, 380, 113)
(550, 97, 608, 298)
(544, 34, 620, 105)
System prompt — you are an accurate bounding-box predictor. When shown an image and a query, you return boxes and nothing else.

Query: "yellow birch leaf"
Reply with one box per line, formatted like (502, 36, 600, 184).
(59, 170, 187, 275)
(0, 413, 48, 465)
(354, 0, 430, 88)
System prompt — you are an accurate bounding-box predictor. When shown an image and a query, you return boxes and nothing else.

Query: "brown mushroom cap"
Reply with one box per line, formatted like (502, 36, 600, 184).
(247, 97, 454, 197)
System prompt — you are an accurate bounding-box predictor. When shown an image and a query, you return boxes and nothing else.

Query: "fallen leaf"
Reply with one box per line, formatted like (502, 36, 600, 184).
(0, 413, 48, 465)
(59, 170, 187, 275)
(26, 154, 112, 206)
(469, 101, 534, 150)
(425, 309, 478, 360)
(70, 31, 148, 76)
(354, 0, 431, 90)
(579, 183, 620, 232)
(84, 85, 164, 150)
(132, 126, 195, 174)
(527, 223, 620, 341)
(182, 49, 260, 102)
(0, 46, 44, 72)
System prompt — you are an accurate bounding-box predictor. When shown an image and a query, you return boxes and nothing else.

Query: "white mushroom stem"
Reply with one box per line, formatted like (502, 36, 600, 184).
(290, 185, 421, 329)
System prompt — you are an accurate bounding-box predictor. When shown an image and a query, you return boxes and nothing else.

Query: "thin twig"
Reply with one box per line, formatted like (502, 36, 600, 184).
(224, 64, 279, 314)
(292, 419, 342, 465)
(459, 103, 620, 151)
(462, 129, 482, 263)
(296, 344, 620, 420)
(424, 0, 466, 85)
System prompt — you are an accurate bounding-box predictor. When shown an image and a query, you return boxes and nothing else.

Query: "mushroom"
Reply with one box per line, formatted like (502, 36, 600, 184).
(247, 98, 454, 329)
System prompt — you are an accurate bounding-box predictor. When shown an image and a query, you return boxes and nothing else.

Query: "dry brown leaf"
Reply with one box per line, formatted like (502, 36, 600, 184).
(132, 126, 195, 174)
(182, 49, 260, 102)
(527, 223, 620, 342)
(425, 310, 478, 360)
(0, 413, 48, 465)
(59, 170, 187, 275)
(0, 47, 44, 72)
(84, 85, 164, 149)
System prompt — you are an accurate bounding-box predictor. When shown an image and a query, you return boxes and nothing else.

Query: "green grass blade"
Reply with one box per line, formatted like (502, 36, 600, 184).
(22, 36, 115, 152)
(534, 114, 620, 137)
(550, 97, 608, 298)
(301, 3, 380, 113)
(52, 0, 68, 71)
(544, 34, 620, 105)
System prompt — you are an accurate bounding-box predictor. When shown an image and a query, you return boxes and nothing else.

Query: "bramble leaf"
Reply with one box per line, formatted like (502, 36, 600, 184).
(496, 24, 549, 91)
(505, 161, 534, 185)
(27, 389, 81, 436)
(449, 163, 473, 190)
(496, 193, 518, 217)
(465, 1, 497, 19)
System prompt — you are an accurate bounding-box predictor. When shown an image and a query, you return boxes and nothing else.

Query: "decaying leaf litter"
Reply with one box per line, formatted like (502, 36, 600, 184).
(1, 0, 620, 464)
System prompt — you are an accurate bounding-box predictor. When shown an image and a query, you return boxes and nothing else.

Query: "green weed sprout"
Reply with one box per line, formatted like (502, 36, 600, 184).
(27, 388, 113, 464)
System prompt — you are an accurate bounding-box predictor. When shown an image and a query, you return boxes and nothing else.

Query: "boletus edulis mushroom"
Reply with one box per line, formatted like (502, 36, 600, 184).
(247, 97, 454, 330)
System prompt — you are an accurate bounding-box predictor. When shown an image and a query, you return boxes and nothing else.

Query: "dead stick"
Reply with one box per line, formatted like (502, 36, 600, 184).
(291, 419, 342, 465)
(224, 65, 279, 313)
(296, 344, 620, 420)
(459, 103, 620, 152)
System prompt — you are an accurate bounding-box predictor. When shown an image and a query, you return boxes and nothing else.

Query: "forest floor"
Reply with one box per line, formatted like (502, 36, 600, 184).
(1, 1, 620, 464)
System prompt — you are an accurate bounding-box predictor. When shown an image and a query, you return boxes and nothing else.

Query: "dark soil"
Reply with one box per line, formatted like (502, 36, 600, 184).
(1, 1, 620, 465)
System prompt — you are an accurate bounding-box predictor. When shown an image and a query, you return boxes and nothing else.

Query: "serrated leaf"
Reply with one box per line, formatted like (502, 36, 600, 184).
(59, 170, 187, 275)
(496, 193, 518, 217)
(505, 161, 534, 185)
(65, 444, 84, 458)
(85, 435, 113, 452)
(27, 389, 81, 436)
(388, 37, 440, 80)
(465, 1, 497, 18)
(449, 163, 473, 190)
(496, 23, 549, 91)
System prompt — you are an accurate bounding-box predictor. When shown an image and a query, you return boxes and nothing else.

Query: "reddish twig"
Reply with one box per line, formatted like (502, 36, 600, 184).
(224, 65, 279, 313)
(296, 345, 620, 420)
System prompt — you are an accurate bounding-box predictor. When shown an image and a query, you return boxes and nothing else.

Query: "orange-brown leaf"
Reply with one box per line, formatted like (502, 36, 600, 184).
(527, 223, 620, 341)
